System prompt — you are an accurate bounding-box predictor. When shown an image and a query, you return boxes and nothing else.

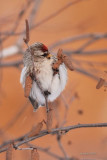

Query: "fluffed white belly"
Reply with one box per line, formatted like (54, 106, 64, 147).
(20, 63, 67, 106)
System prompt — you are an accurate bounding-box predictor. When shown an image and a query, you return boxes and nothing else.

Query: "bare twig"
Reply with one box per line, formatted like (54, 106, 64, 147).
(0, 122, 107, 153)
(64, 49, 107, 55)
(60, 94, 76, 127)
(0, 0, 33, 42)
(49, 33, 107, 50)
(16, 0, 42, 48)
(14, 123, 107, 148)
(29, 0, 43, 26)
(1, 0, 33, 42)
(57, 135, 69, 160)
(0, 0, 42, 58)
(0, 33, 107, 59)
(72, 58, 107, 67)
(0, 60, 23, 67)
(0, 0, 84, 38)
(75, 37, 100, 53)
(75, 67, 98, 80)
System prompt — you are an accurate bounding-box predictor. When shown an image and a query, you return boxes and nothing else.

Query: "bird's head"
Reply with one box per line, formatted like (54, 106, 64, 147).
(29, 42, 51, 60)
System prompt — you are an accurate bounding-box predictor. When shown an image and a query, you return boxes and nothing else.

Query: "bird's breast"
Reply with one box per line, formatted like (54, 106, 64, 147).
(34, 59, 54, 92)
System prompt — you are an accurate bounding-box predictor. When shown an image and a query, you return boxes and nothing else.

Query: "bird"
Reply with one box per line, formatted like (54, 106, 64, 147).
(20, 42, 67, 111)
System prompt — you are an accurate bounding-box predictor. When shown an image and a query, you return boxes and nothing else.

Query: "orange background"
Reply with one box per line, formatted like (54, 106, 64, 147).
(0, 0, 107, 159)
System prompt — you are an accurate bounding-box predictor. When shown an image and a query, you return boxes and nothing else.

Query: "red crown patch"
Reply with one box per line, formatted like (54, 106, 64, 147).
(42, 44, 48, 51)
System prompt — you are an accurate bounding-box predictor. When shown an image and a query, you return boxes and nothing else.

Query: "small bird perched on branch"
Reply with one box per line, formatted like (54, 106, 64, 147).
(20, 42, 74, 112)
(20, 42, 73, 111)
(20, 19, 74, 112)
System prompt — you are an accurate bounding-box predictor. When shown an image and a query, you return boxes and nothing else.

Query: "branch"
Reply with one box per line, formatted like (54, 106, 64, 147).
(75, 37, 100, 53)
(64, 49, 107, 55)
(49, 33, 107, 50)
(0, 0, 84, 38)
(0, 0, 33, 42)
(14, 123, 107, 148)
(0, 122, 107, 153)
(0, 58, 101, 81)
(27, 143, 63, 160)
(31, 0, 83, 30)
(57, 136, 69, 159)
(0, 60, 23, 67)
(28, 0, 43, 26)
(0, 33, 107, 59)
(75, 67, 98, 80)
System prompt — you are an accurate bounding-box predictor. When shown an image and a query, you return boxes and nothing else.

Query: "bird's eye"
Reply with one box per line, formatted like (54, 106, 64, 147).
(42, 52, 48, 57)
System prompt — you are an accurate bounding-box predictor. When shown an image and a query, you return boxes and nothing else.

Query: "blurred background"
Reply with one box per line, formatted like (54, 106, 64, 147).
(0, 0, 107, 159)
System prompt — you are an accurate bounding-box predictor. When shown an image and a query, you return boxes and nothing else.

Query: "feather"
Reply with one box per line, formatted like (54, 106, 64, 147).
(29, 97, 39, 111)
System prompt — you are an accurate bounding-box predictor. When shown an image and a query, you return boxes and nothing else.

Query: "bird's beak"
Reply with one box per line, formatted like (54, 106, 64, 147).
(47, 53, 52, 59)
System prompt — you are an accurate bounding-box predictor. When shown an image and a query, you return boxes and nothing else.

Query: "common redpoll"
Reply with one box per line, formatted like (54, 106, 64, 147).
(20, 42, 68, 111)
